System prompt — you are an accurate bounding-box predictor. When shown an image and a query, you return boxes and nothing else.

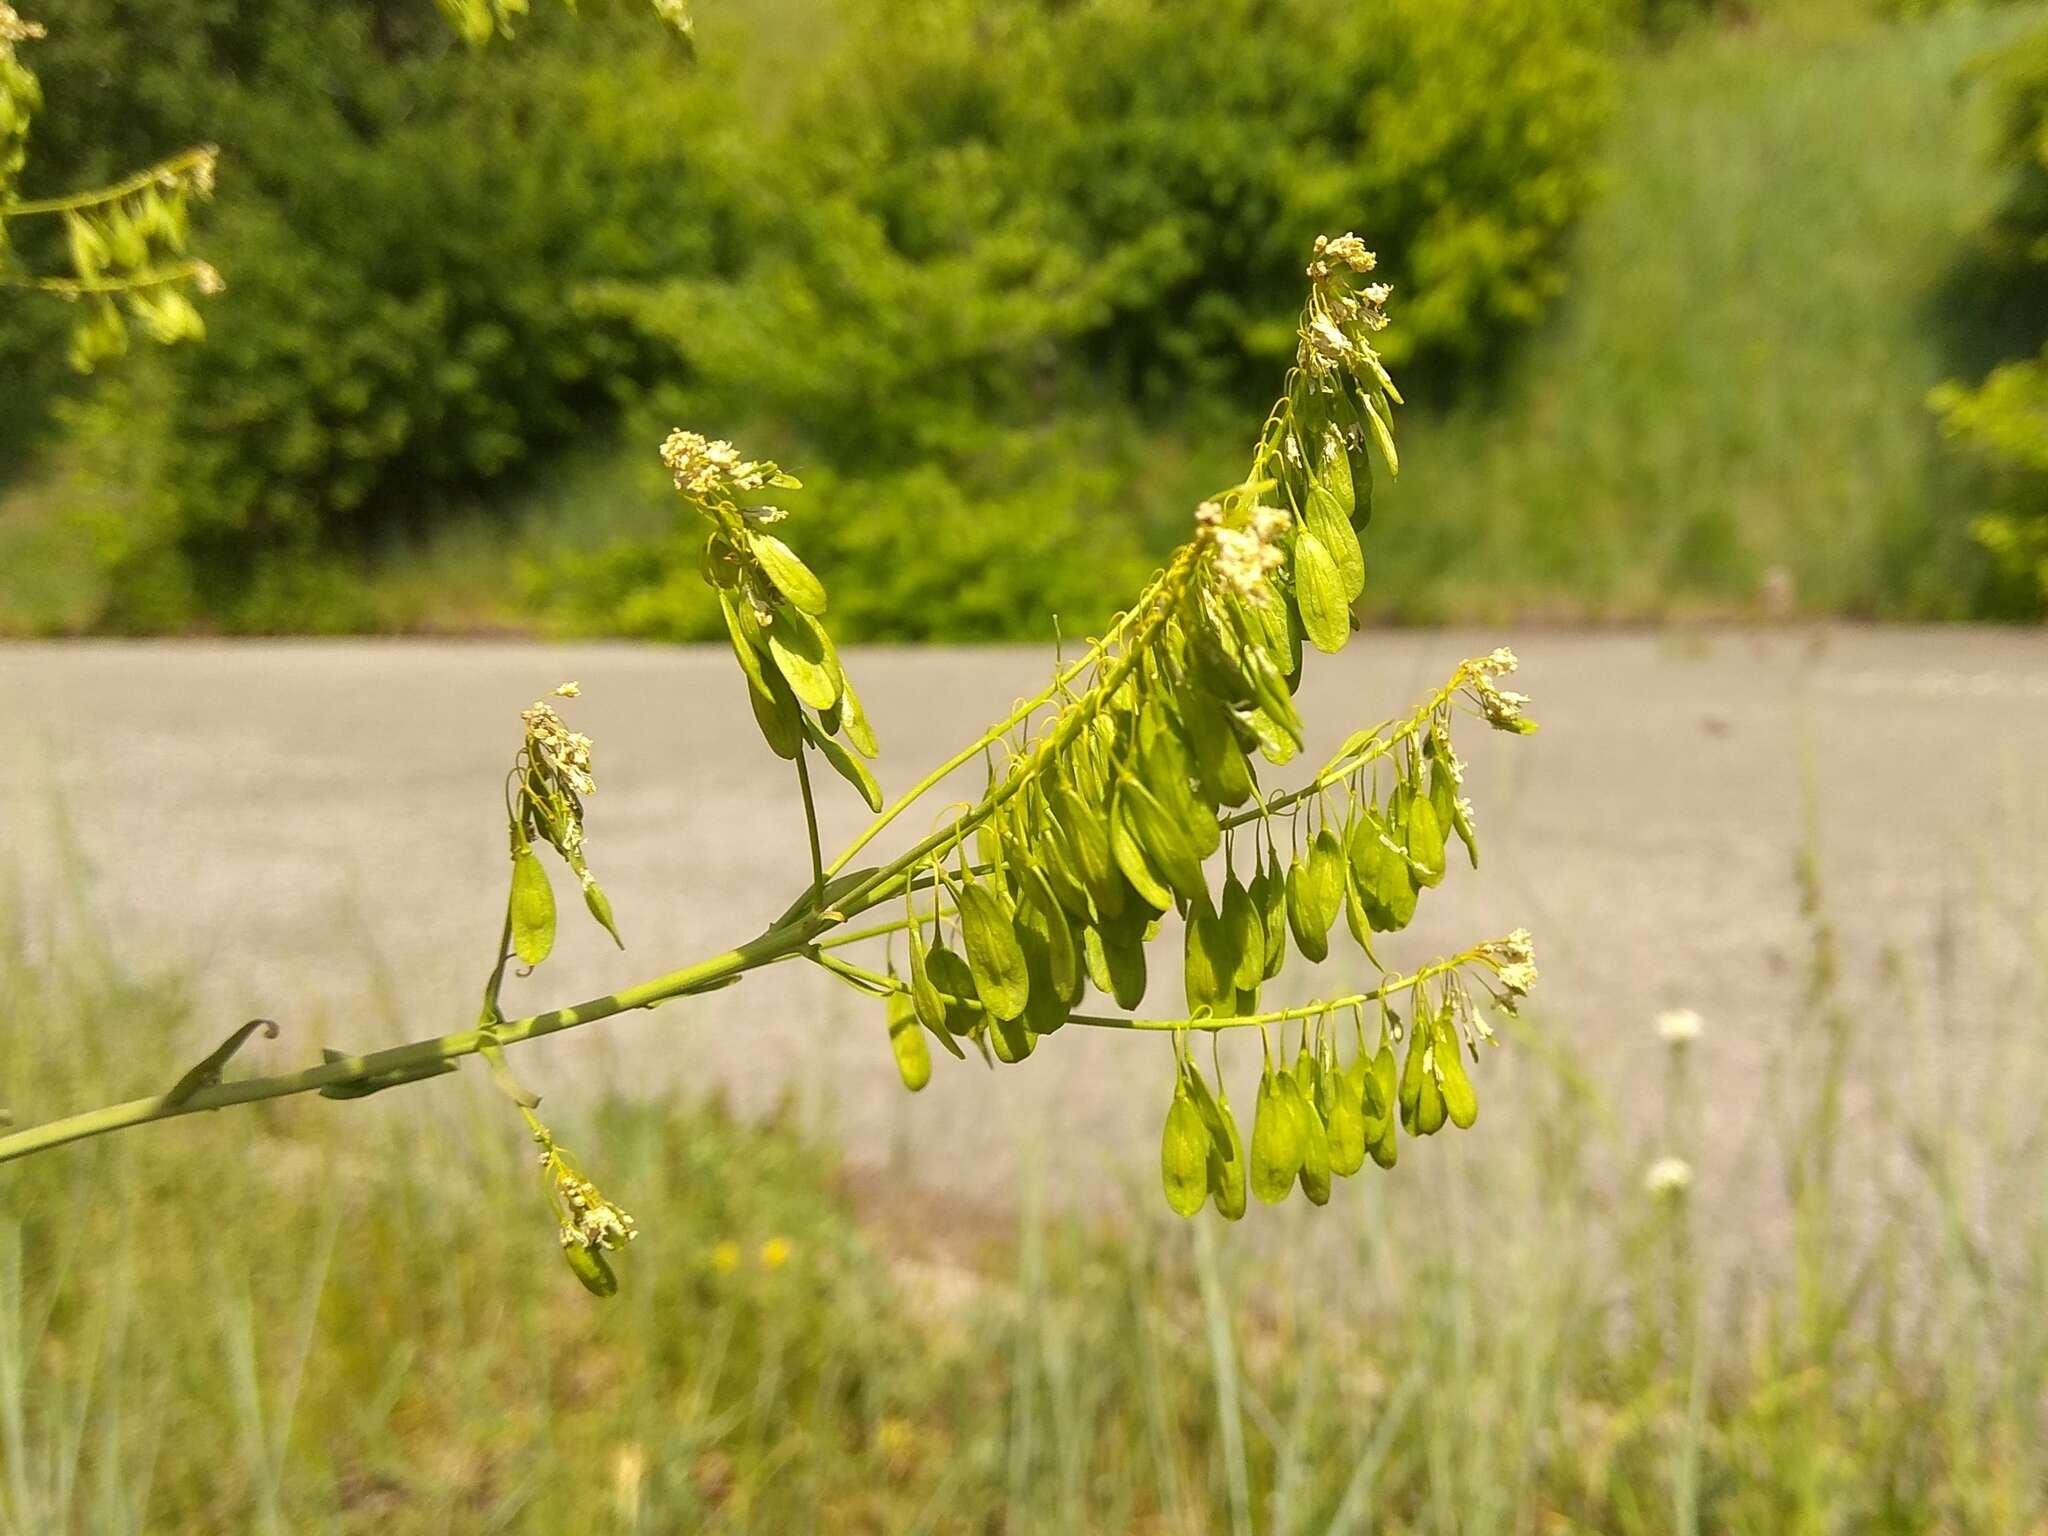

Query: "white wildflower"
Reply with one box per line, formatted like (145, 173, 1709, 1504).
(1644, 1156, 1694, 1198)
(1197, 499, 1289, 606)
(1655, 1008, 1703, 1045)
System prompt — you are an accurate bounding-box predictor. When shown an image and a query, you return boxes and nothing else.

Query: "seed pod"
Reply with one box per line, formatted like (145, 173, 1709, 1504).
(956, 881, 1030, 1022)
(1369, 1042, 1400, 1168)
(1015, 921, 1070, 1037)
(1110, 783, 1182, 912)
(1414, 1047, 1448, 1136)
(563, 1242, 618, 1298)
(1210, 1094, 1248, 1219)
(509, 843, 557, 967)
(1250, 1067, 1302, 1204)
(1186, 688, 1256, 808)
(581, 877, 624, 949)
(908, 924, 965, 1058)
(1085, 913, 1148, 1010)
(1183, 895, 1236, 1018)
(747, 531, 828, 615)
(1319, 426, 1356, 518)
(1284, 1072, 1332, 1206)
(1022, 867, 1083, 1007)
(887, 990, 932, 1092)
(1441, 1038, 1478, 1130)
(1304, 480, 1365, 603)
(1049, 779, 1123, 918)
(1221, 874, 1264, 993)
(1161, 1084, 1212, 1218)
(1286, 856, 1329, 963)
(804, 721, 884, 812)
(1307, 827, 1346, 931)
(924, 944, 983, 1039)
(1326, 1057, 1367, 1177)
(1400, 1022, 1426, 1130)
(1294, 529, 1349, 655)
(1253, 854, 1288, 979)
(1139, 730, 1222, 862)
(766, 608, 842, 712)
(1405, 793, 1447, 889)
(720, 592, 803, 760)
(838, 675, 880, 758)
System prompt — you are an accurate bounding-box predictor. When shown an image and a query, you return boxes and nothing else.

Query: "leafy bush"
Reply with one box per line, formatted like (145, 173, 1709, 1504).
(1931, 21, 2048, 612)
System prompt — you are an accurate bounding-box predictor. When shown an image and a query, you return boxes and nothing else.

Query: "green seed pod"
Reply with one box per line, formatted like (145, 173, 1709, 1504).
(1405, 793, 1447, 889)
(1286, 857, 1330, 963)
(1284, 1072, 1332, 1206)
(509, 843, 556, 967)
(747, 531, 828, 615)
(1400, 1023, 1426, 1129)
(956, 881, 1030, 1022)
(1369, 1043, 1400, 1168)
(989, 1010, 1037, 1063)
(1210, 1095, 1248, 1220)
(1307, 828, 1346, 933)
(1415, 1050, 1448, 1136)
(924, 944, 983, 1040)
(1022, 868, 1083, 1007)
(1183, 896, 1236, 1019)
(1326, 1063, 1367, 1177)
(766, 608, 842, 712)
(581, 877, 624, 949)
(887, 990, 932, 1092)
(1186, 688, 1255, 808)
(1294, 529, 1349, 655)
(1110, 784, 1182, 912)
(1254, 854, 1288, 979)
(1250, 1068, 1302, 1205)
(1015, 922, 1070, 1037)
(1161, 1085, 1212, 1218)
(1440, 1039, 1478, 1130)
(804, 721, 883, 812)
(838, 675, 880, 758)
(1221, 874, 1264, 993)
(1304, 480, 1365, 603)
(1084, 918, 1148, 1010)
(1049, 780, 1122, 919)
(908, 925, 965, 1058)
(563, 1242, 618, 1298)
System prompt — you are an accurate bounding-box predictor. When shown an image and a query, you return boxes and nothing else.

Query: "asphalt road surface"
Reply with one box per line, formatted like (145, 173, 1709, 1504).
(3, 628, 2044, 1236)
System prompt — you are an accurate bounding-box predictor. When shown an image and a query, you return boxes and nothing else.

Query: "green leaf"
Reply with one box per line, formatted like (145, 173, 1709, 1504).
(955, 880, 1030, 1022)
(509, 843, 556, 967)
(748, 531, 828, 615)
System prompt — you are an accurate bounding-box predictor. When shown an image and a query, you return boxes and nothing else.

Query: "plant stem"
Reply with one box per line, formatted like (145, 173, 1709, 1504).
(794, 744, 826, 903)
(0, 920, 815, 1167)
(1, 146, 217, 218)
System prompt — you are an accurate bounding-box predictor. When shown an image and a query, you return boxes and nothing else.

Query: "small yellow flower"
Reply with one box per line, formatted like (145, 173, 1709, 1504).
(712, 1240, 741, 1274)
(760, 1237, 792, 1271)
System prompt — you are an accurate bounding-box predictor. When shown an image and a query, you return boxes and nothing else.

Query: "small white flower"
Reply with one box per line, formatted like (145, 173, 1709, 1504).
(1644, 1156, 1694, 1197)
(1655, 1008, 1703, 1045)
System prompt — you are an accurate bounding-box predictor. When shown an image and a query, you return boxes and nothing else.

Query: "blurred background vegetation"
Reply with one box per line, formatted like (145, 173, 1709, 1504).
(1, 0, 2045, 636)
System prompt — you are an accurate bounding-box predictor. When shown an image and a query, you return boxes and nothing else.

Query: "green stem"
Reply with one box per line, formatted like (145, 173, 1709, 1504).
(1, 146, 217, 218)
(0, 921, 814, 1167)
(794, 744, 826, 903)
(0, 261, 211, 296)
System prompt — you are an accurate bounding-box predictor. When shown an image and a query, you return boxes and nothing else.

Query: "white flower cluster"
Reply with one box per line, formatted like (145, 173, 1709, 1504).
(0, 4, 45, 42)
(1196, 499, 1292, 606)
(521, 697, 596, 798)
(554, 1166, 638, 1252)
(1466, 647, 1533, 733)
(660, 429, 772, 501)
(1479, 927, 1538, 1005)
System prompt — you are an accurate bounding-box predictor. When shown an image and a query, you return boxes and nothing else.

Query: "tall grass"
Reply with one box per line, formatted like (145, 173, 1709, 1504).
(1369, 2, 2047, 622)
(2, 823, 2044, 1534)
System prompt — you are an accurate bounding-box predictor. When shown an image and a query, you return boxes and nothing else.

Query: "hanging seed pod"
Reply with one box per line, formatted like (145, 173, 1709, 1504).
(1285, 854, 1329, 964)
(1111, 782, 1184, 911)
(563, 1242, 619, 1298)
(1250, 1066, 1303, 1204)
(1400, 1020, 1427, 1130)
(924, 944, 983, 1040)
(1183, 895, 1236, 1018)
(1021, 868, 1083, 1007)
(1369, 1042, 1400, 1168)
(1210, 1094, 1248, 1219)
(1294, 529, 1350, 655)
(955, 881, 1030, 1022)
(1438, 1006, 1478, 1130)
(1049, 780, 1122, 919)
(719, 593, 803, 761)
(1014, 922, 1069, 1037)
(1303, 479, 1365, 604)
(1253, 853, 1288, 979)
(803, 720, 884, 812)
(1405, 792, 1447, 889)
(1186, 688, 1256, 808)
(838, 675, 880, 759)
(1326, 1051, 1367, 1177)
(887, 990, 932, 1093)
(907, 924, 965, 1058)
(509, 842, 557, 967)
(746, 531, 828, 615)
(766, 608, 842, 712)
(1308, 827, 1346, 934)
(1085, 908, 1149, 1010)
(1161, 1081, 1212, 1218)
(580, 876, 624, 949)
(1283, 1071, 1333, 1206)
(1222, 873, 1264, 994)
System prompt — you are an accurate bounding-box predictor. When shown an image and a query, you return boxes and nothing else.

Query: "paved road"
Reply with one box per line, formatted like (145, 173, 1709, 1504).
(3, 629, 2044, 1231)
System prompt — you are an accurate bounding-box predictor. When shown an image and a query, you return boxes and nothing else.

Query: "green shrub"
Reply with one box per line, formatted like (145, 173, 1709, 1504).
(1931, 21, 2048, 612)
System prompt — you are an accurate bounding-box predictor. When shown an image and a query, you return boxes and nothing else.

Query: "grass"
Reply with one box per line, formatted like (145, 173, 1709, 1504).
(2, 834, 2045, 1535)
(1367, 0, 2047, 623)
